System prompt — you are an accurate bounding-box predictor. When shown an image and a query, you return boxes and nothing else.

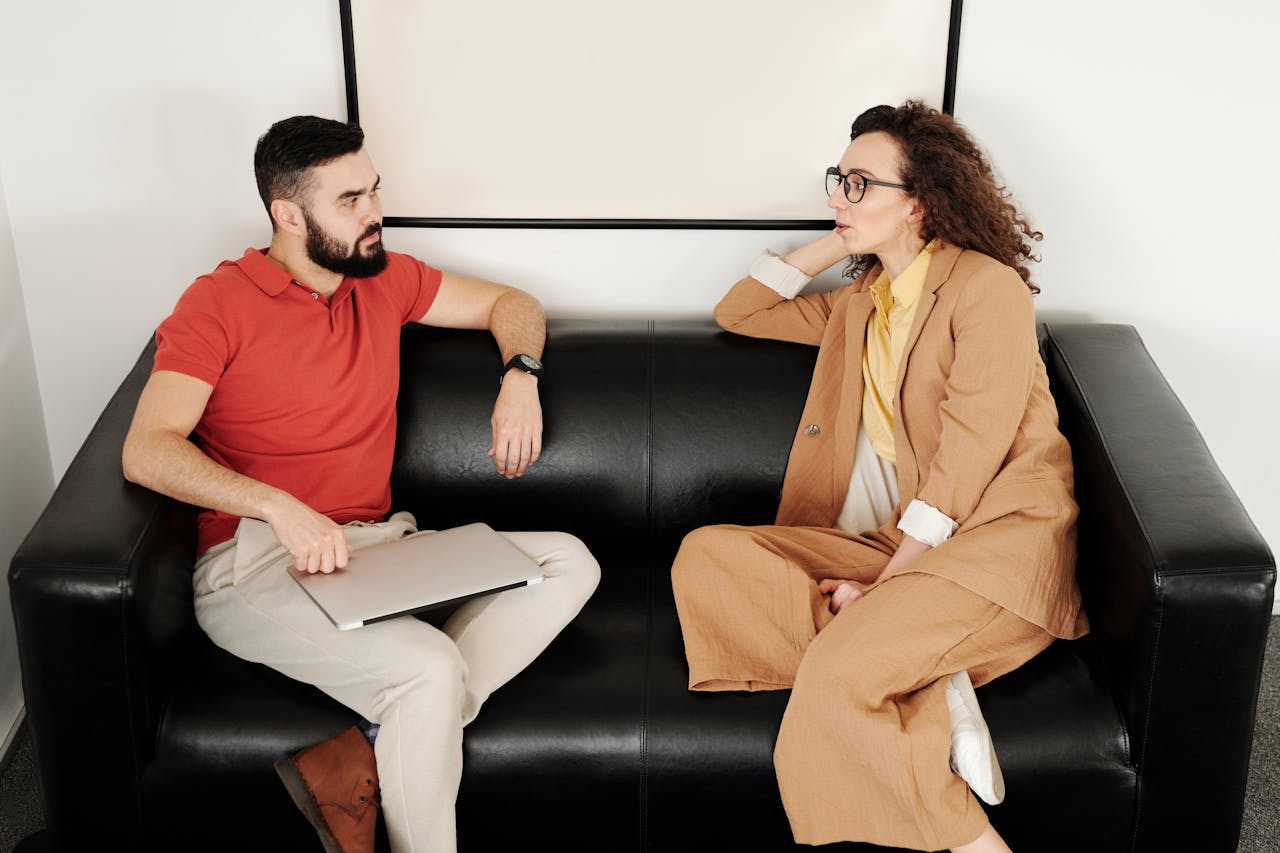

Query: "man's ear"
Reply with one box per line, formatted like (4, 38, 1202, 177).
(271, 199, 305, 236)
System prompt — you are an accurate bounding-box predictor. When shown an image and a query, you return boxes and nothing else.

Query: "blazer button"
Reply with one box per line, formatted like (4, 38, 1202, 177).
(804, 424, 821, 437)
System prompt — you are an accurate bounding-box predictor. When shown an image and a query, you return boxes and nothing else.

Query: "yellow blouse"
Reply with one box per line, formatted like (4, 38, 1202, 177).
(861, 240, 938, 463)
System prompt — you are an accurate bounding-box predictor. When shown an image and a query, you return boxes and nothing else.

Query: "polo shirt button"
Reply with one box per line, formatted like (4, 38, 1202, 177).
(804, 424, 820, 437)
(311, 292, 319, 299)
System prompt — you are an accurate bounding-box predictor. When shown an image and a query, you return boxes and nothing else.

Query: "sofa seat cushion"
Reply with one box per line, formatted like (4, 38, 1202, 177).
(455, 565, 649, 848)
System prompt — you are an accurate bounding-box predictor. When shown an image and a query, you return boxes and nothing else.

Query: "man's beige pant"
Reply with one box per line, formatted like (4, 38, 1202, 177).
(193, 512, 600, 853)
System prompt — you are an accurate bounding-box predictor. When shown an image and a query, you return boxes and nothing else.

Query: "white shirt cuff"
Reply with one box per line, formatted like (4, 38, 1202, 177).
(897, 499, 959, 548)
(748, 250, 811, 299)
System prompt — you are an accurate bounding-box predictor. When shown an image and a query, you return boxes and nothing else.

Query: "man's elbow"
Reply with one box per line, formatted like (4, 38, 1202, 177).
(495, 287, 543, 316)
(121, 444, 141, 485)
(121, 432, 150, 486)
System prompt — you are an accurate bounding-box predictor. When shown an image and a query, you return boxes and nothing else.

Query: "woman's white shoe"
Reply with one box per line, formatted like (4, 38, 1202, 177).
(946, 670, 1005, 805)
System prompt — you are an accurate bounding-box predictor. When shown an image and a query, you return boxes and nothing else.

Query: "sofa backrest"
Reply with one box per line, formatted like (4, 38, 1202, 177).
(389, 319, 817, 562)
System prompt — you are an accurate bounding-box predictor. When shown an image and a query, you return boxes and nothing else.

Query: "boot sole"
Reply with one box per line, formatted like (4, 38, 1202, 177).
(274, 754, 346, 853)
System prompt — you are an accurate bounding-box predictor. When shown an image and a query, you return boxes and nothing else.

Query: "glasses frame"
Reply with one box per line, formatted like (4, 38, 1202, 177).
(825, 166, 911, 204)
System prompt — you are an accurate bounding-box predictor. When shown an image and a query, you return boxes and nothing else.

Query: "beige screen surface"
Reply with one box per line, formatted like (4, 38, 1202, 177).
(350, 0, 952, 220)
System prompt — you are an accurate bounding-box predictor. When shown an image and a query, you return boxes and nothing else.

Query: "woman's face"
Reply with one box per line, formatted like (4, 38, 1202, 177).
(828, 131, 923, 259)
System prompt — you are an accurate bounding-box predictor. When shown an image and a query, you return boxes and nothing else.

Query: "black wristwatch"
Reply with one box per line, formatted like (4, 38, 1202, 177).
(501, 353, 543, 382)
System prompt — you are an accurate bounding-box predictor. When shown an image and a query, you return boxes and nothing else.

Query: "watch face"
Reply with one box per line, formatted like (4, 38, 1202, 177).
(519, 354, 542, 370)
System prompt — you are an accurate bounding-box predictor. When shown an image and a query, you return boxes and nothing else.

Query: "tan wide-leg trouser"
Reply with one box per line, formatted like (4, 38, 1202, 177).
(194, 512, 600, 853)
(671, 523, 1052, 852)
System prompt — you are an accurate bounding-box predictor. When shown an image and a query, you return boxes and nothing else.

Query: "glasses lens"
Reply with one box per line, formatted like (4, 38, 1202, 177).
(825, 170, 841, 198)
(845, 173, 866, 202)
(826, 170, 867, 202)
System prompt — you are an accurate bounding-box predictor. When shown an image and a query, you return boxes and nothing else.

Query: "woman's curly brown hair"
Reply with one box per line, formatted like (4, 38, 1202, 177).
(844, 101, 1043, 293)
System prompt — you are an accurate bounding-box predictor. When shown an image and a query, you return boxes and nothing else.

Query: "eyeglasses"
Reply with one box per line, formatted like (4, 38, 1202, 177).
(825, 166, 911, 203)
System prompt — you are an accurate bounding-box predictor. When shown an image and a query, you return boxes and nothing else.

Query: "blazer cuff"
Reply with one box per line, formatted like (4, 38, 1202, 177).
(748, 250, 811, 299)
(897, 499, 959, 547)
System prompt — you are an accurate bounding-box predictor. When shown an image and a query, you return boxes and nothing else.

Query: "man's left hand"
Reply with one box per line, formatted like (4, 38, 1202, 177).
(490, 370, 542, 478)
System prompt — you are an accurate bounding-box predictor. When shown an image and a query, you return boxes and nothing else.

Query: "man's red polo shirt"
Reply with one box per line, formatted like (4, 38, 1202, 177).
(153, 248, 442, 555)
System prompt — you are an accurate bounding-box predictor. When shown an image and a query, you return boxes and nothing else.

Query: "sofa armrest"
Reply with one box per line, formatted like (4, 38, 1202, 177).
(1040, 323, 1274, 852)
(8, 340, 197, 848)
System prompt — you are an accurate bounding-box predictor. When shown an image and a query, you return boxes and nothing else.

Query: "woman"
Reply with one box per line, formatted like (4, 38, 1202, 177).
(670, 101, 1087, 853)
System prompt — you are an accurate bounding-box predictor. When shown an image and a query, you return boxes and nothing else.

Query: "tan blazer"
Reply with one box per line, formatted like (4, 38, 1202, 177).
(715, 242, 1087, 639)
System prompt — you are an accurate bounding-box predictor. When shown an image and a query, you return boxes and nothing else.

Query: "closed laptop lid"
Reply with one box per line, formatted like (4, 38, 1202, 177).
(290, 522, 544, 630)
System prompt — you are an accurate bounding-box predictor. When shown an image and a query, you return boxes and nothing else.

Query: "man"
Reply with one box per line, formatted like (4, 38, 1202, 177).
(122, 115, 600, 853)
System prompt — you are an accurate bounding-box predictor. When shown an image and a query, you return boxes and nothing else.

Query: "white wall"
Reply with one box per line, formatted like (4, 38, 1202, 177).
(0, 0, 1274, 757)
(0, 1, 348, 478)
(0, 169, 56, 753)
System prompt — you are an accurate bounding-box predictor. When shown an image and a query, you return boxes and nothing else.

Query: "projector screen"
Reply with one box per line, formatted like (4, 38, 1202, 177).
(343, 0, 958, 225)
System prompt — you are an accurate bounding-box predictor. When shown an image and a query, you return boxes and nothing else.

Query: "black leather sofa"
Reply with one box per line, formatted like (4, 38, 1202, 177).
(9, 319, 1275, 852)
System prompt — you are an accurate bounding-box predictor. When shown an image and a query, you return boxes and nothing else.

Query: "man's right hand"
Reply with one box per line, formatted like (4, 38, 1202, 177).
(262, 492, 350, 574)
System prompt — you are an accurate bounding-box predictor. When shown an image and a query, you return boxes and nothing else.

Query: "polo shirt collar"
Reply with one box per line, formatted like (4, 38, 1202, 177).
(233, 248, 296, 297)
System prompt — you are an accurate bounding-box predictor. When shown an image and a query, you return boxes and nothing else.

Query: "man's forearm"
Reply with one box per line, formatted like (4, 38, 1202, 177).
(122, 430, 287, 522)
(124, 430, 351, 572)
(489, 288, 546, 361)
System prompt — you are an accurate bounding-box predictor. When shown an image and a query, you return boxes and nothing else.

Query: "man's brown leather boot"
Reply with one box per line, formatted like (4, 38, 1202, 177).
(274, 725, 380, 853)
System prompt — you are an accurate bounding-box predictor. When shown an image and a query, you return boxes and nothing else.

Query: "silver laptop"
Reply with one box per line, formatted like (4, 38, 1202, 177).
(289, 522, 545, 630)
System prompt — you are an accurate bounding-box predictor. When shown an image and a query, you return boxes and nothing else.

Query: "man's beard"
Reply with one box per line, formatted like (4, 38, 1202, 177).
(302, 209, 388, 278)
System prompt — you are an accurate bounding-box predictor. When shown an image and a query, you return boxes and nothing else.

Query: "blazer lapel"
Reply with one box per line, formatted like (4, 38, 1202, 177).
(892, 243, 963, 497)
(894, 243, 962, 391)
(829, 277, 875, 517)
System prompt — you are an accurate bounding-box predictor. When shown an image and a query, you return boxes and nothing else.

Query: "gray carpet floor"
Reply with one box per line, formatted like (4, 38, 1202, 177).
(1238, 615, 1280, 853)
(2, 618, 1279, 852)
(0, 724, 41, 853)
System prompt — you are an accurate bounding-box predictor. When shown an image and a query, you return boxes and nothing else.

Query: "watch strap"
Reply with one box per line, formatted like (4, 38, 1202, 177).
(501, 353, 543, 380)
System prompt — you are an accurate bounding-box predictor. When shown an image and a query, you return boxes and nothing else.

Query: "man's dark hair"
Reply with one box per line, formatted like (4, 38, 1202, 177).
(253, 116, 365, 229)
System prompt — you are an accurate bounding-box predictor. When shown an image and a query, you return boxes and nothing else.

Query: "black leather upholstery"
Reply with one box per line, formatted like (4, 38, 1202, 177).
(9, 319, 1274, 852)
